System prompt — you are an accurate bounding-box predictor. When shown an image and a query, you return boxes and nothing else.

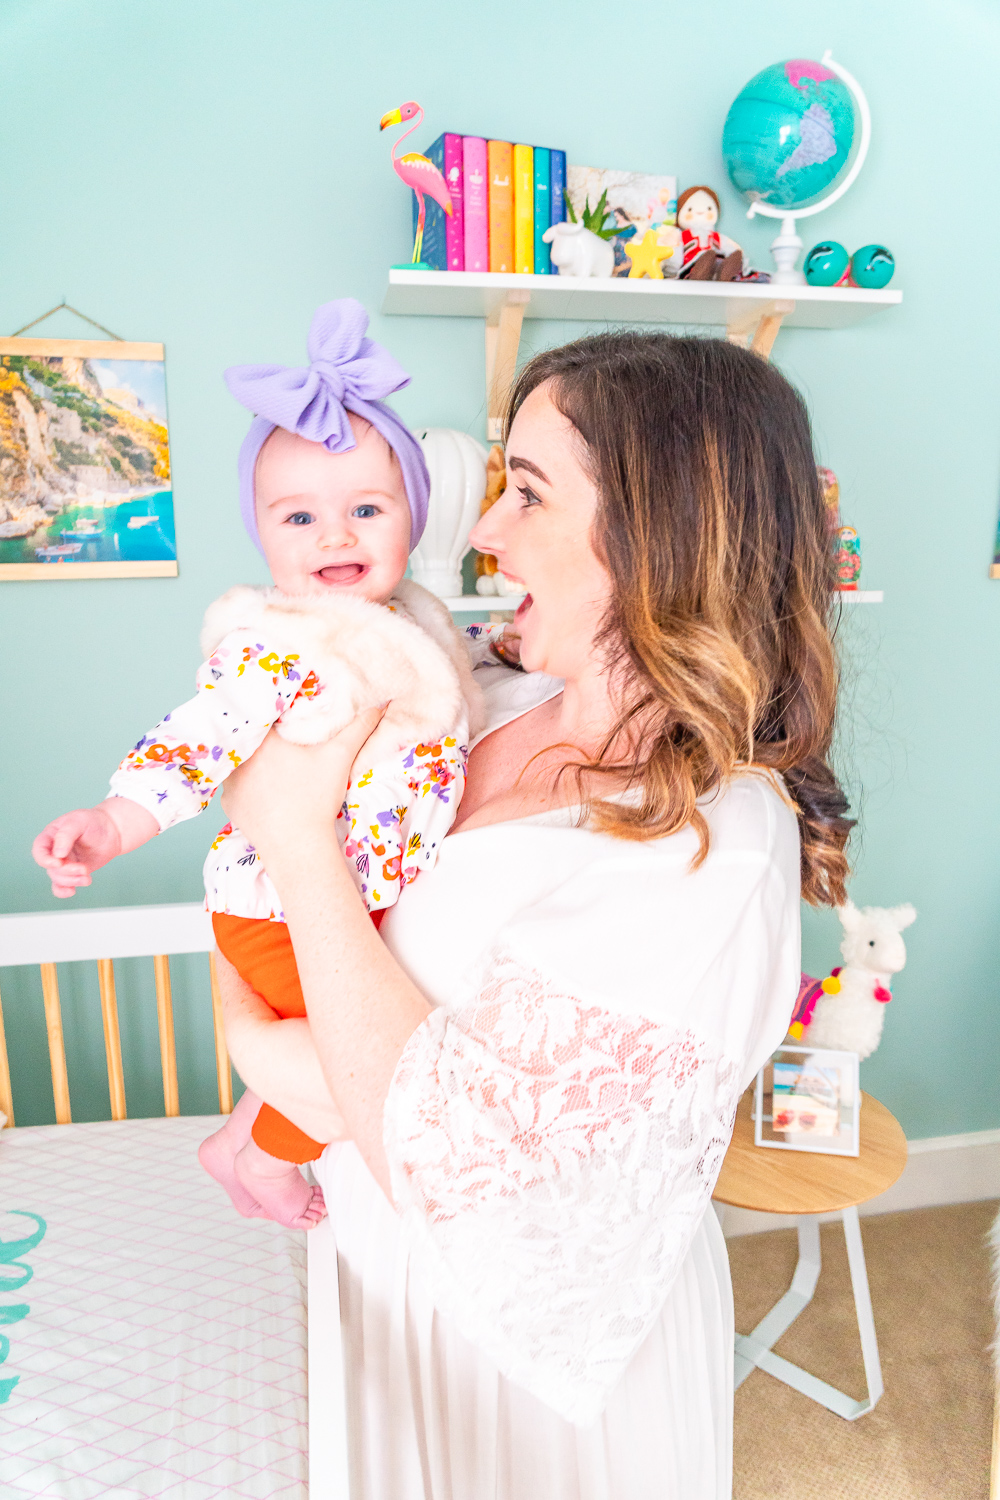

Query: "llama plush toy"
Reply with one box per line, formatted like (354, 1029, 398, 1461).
(789, 900, 917, 1059)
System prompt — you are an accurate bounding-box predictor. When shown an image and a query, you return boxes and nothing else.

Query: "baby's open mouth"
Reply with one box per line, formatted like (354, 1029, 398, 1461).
(317, 563, 367, 584)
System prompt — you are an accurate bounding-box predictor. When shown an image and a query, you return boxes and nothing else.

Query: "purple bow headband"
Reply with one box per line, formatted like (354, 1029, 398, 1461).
(224, 298, 430, 555)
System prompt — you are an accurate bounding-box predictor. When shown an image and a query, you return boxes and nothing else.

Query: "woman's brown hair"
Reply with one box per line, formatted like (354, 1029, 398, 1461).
(504, 331, 852, 907)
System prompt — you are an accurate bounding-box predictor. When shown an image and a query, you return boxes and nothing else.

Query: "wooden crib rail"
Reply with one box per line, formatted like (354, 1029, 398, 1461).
(0, 903, 233, 1127)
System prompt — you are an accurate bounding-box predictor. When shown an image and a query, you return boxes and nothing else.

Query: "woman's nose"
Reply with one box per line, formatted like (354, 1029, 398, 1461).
(470, 499, 506, 555)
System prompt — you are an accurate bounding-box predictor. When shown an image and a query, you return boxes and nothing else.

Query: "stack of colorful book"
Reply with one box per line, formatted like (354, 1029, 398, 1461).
(413, 136, 567, 274)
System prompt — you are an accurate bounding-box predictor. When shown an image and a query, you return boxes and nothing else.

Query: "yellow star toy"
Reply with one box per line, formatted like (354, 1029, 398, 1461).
(625, 229, 674, 280)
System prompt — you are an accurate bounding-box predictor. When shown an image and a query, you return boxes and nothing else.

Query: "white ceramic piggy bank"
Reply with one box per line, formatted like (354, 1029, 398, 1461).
(542, 221, 615, 278)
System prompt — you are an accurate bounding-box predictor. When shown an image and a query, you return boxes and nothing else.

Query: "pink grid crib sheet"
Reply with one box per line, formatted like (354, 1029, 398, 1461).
(0, 1115, 307, 1500)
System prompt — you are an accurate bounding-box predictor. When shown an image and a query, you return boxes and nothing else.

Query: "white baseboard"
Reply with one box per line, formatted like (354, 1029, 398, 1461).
(718, 1127, 1000, 1238)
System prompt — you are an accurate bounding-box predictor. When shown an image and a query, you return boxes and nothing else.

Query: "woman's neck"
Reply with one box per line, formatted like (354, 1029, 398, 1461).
(451, 663, 633, 836)
(555, 671, 622, 762)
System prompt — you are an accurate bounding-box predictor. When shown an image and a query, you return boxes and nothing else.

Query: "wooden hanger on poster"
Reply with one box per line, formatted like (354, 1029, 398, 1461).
(9, 300, 124, 342)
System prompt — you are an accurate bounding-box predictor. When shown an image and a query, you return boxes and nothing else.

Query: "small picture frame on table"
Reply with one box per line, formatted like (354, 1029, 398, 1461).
(753, 1045, 860, 1157)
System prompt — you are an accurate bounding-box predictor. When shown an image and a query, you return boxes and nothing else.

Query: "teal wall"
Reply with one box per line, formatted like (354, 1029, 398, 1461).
(1, 0, 997, 1137)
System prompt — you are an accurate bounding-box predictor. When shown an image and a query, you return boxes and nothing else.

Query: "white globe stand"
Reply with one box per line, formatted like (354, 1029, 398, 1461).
(746, 51, 871, 286)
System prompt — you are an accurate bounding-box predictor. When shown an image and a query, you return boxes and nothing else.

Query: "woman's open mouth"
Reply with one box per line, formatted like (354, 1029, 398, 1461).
(316, 563, 367, 584)
(514, 592, 532, 623)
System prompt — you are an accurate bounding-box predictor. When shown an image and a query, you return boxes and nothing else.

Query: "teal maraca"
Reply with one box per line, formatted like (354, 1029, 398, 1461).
(804, 241, 850, 286)
(851, 243, 894, 288)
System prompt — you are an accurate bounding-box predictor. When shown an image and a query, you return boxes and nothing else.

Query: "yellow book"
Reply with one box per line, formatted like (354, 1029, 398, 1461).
(488, 140, 513, 272)
(513, 143, 534, 274)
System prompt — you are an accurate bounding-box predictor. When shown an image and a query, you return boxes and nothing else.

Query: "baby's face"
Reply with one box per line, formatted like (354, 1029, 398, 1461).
(255, 419, 411, 601)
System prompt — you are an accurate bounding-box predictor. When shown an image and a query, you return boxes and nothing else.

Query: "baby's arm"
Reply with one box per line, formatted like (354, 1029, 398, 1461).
(33, 799, 160, 898)
(341, 737, 467, 912)
(33, 627, 315, 899)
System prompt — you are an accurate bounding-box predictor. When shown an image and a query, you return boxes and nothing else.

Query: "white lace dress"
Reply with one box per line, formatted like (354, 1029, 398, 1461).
(314, 661, 801, 1500)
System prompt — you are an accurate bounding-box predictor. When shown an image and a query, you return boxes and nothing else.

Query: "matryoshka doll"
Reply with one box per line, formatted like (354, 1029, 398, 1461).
(817, 466, 840, 535)
(836, 525, 862, 591)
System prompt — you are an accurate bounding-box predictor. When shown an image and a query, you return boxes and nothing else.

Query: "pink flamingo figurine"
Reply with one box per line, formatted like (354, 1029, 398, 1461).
(379, 100, 452, 268)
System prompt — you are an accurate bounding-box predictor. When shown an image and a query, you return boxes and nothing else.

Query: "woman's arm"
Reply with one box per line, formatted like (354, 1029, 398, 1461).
(221, 716, 432, 1199)
(214, 951, 348, 1142)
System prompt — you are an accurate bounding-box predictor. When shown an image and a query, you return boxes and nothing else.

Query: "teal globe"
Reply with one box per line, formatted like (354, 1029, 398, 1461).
(723, 59, 858, 211)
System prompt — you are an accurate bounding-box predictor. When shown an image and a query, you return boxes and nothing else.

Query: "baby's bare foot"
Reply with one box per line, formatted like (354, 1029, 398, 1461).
(198, 1091, 265, 1218)
(234, 1137, 327, 1231)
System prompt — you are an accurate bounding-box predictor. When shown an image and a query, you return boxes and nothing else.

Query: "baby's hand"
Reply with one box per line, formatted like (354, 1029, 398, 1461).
(31, 799, 159, 899)
(32, 807, 125, 898)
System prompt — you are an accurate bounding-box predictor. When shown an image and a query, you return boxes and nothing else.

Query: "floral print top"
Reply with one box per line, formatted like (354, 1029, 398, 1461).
(108, 623, 471, 922)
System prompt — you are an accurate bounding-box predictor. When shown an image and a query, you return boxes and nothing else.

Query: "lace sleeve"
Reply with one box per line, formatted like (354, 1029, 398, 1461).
(384, 948, 742, 1425)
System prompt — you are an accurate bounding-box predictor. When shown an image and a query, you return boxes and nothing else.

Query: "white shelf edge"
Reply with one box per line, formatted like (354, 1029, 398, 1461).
(383, 268, 902, 333)
(440, 591, 882, 616)
(386, 267, 902, 309)
(442, 595, 524, 613)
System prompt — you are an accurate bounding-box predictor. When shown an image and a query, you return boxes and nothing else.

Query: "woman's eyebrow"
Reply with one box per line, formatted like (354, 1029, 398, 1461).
(507, 455, 550, 485)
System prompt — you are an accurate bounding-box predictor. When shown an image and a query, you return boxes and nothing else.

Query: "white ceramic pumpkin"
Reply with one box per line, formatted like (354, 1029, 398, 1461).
(410, 427, 488, 598)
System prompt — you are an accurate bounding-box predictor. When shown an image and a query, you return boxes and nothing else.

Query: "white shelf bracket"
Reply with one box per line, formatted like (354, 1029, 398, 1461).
(486, 291, 531, 441)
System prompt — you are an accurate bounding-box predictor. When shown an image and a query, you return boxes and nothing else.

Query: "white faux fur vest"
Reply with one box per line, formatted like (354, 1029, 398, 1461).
(200, 578, 485, 767)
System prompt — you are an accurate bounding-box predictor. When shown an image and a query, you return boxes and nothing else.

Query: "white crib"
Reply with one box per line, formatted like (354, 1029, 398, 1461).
(0, 902, 348, 1499)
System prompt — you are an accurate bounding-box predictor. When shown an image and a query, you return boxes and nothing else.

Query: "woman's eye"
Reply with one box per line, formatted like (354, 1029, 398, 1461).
(518, 485, 542, 508)
(286, 511, 314, 526)
(352, 504, 379, 519)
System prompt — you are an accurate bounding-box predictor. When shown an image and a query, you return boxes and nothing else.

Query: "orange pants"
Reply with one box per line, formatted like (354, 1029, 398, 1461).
(213, 910, 387, 1161)
(212, 913, 326, 1163)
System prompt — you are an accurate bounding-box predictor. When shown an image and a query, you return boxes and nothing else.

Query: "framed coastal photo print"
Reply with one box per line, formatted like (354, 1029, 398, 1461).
(753, 1045, 861, 1157)
(0, 337, 177, 580)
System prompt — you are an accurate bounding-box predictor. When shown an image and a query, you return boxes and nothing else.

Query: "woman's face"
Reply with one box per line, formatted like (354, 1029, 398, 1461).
(468, 382, 614, 680)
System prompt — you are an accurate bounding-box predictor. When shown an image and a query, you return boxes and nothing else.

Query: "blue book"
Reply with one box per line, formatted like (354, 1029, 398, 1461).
(412, 133, 447, 270)
(533, 148, 551, 274)
(550, 149, 567, 230)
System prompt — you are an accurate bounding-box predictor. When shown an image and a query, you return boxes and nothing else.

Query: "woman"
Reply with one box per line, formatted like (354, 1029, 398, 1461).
(217, 332, 852, 1499)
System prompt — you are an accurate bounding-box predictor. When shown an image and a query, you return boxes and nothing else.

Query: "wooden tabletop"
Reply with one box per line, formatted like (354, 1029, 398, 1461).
(713, 1089, 908, 1215)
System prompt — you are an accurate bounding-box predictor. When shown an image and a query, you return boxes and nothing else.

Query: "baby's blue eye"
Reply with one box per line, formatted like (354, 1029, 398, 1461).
(286, 511, 314, 526)
(352, 504, 379, 519)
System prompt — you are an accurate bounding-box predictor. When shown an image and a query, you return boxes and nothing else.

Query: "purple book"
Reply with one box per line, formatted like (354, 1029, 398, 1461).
(443, 133, 464, 270)
(463, 136, 488, 273)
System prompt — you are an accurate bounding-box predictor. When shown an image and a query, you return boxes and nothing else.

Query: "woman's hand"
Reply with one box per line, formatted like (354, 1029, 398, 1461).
(221, 704, 385, 880)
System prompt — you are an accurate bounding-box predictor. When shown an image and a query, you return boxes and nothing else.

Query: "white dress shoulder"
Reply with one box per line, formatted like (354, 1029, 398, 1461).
(314, 658, 801, 1500)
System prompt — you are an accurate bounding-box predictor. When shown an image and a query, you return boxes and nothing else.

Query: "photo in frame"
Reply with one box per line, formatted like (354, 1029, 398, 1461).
(753, 1044, 861, 1157)
(0, 337, 176, 580)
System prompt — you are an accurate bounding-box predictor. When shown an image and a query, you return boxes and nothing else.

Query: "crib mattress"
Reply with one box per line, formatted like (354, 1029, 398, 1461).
(0, 1115, 307, 1499)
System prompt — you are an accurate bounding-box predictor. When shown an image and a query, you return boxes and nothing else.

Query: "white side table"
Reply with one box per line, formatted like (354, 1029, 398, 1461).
(714, 1091, 907, 1420)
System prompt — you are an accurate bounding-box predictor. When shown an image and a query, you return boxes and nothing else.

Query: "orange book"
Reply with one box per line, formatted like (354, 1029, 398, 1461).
(513, 143, 534, 273)
(488, 140, 513, 273)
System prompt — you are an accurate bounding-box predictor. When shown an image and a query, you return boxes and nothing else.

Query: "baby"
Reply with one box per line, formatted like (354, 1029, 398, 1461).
(33, 299, 482, 1230)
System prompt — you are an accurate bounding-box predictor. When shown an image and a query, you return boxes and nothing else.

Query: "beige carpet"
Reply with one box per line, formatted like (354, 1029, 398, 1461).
(730, 1200, 997, 1500)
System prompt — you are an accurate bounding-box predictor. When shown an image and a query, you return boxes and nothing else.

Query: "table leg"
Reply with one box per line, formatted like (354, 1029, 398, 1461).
(735, 1217, 821, 1388)
(733, 1207, 884, 1420)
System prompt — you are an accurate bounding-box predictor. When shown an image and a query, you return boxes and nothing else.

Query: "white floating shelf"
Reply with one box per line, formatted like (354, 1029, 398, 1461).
(442, 595, 524, 613)
(383, 269, 902, 332)
(441, 591, 882, 616)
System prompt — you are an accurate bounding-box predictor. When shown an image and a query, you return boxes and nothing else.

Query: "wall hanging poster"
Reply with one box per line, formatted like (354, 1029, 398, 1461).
(0, 337, 176, 580)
